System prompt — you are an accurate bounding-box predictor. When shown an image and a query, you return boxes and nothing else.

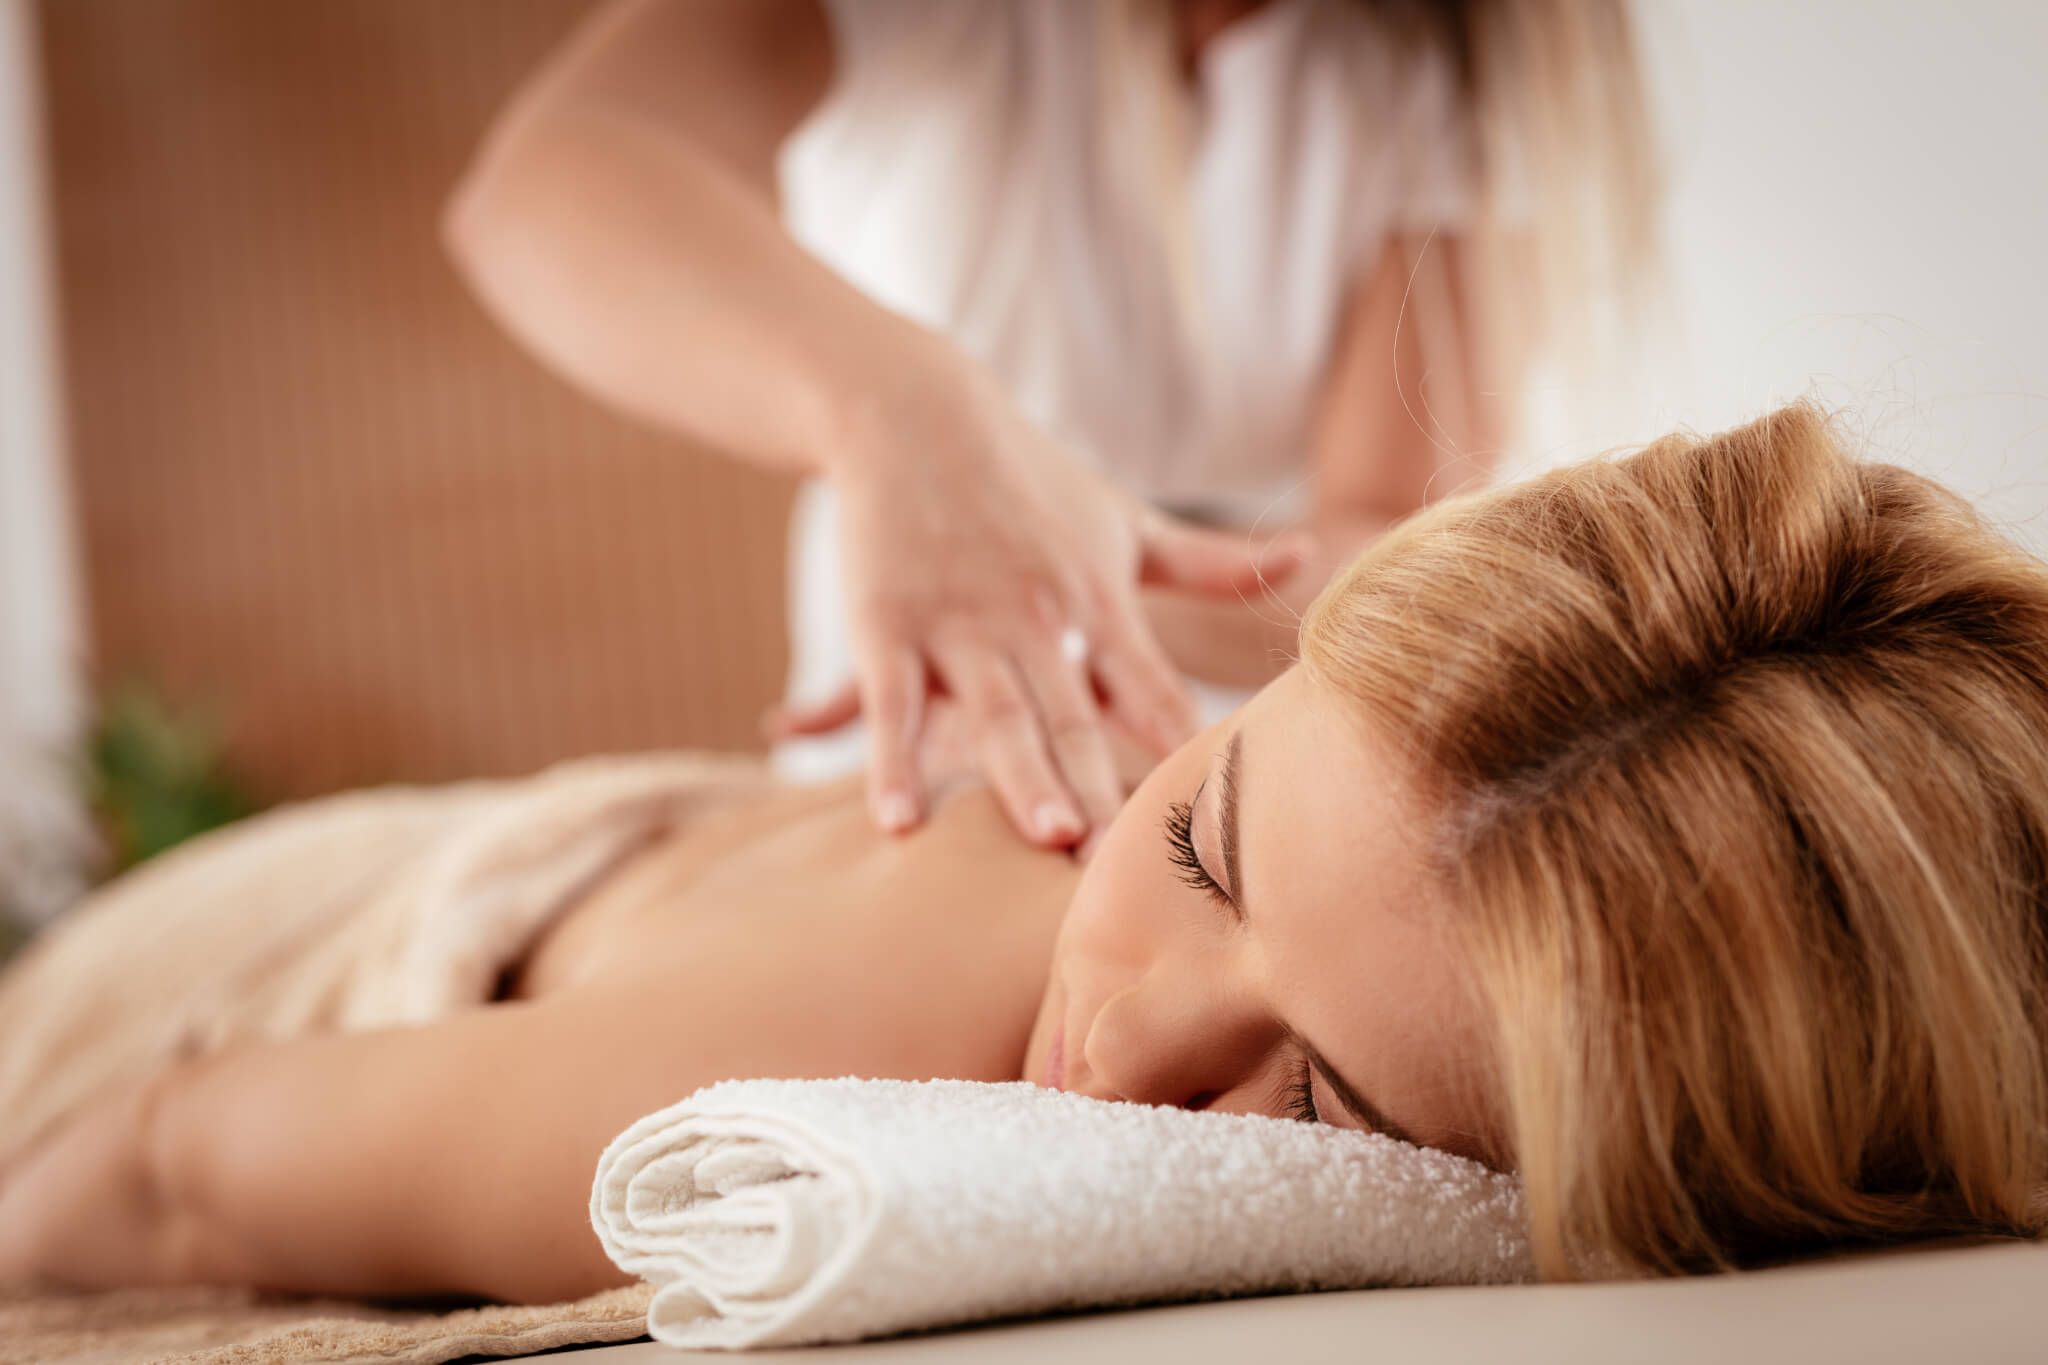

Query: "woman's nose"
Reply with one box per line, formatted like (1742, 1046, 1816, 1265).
(1080, 967, 1271, 1110)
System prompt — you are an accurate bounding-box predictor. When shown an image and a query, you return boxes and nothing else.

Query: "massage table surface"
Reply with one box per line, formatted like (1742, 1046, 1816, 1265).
(580, 1237, 2043, 1363)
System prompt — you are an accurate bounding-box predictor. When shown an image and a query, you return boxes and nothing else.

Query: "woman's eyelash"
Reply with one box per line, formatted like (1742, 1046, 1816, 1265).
(1280, 1052, 1321, 1124)
(1163, 799, 1231, 907)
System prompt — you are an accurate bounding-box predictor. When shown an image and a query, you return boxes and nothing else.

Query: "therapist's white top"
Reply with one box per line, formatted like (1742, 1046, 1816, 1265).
(773, 0, 1473, 779)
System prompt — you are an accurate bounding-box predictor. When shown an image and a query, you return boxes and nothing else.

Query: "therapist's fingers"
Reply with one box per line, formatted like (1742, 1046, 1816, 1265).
(761, 678, 862, 740)
(855, 642, 928, 834)
(1139, 515, 1316, 598)
(1012, 639, 1126, 847)
(932, 639, 1085, 848)
(1088, 596, 1202, 758)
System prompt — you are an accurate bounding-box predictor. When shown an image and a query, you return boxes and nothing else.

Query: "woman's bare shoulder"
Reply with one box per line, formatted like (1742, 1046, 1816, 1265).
(526, 774, 1071, 984)
(521, 777, 1078, 1084)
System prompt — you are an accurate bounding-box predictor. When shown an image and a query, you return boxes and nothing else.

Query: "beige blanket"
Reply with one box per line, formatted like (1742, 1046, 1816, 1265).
(0, 750, 774, 1364)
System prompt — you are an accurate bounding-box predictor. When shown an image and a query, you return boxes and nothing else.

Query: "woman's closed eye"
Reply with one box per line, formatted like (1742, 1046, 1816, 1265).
(1163, 802, 1220, 908)
(1277, 1053, 1321, 1124)
(1163, 796, 1231, 910)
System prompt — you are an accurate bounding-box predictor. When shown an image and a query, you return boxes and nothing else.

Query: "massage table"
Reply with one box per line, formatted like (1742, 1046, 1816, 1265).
(578, 1237, 2043, 1363)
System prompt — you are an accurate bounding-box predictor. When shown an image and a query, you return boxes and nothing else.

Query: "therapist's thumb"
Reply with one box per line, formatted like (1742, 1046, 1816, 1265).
(1136, 515, 1315, 598)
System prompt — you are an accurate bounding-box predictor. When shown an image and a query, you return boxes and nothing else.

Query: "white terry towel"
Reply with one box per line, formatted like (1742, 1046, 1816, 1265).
(591, 1077, 1532, 1350)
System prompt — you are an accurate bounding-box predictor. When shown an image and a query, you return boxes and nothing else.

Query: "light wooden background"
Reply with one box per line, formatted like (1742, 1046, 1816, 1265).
(38, 0, 796, 800)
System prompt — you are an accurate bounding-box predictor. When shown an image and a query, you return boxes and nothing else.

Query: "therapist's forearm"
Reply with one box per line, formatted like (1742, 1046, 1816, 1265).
(444, 108, 984, 479)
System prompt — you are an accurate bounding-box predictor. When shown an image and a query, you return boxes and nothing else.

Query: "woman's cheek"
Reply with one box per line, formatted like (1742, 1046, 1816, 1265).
(1059, 789, 1178, 951)
(1057, 728, 1218, 955)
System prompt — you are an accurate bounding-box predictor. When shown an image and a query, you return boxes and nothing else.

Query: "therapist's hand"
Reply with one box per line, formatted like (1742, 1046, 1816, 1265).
(776, 374, 1309, 852)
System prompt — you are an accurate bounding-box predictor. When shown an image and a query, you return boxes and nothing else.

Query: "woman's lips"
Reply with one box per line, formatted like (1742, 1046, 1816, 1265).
(1045, 1018, 1066, 1091)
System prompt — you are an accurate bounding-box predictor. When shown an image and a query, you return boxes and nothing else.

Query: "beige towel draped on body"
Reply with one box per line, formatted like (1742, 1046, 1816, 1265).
(0, 750, 773, 1365)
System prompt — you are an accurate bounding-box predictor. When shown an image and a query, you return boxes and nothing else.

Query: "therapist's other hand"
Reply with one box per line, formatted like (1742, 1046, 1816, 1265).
(791, 377, 1310, 851)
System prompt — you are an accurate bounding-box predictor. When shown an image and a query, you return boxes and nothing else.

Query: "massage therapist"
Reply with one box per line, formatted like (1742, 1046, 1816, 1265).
(444, 0, 1656, 852)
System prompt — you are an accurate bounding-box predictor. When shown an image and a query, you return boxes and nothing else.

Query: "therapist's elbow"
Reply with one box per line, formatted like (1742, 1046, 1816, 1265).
(439, 102, 575, 295)
(440, 111, 631, 346)
(441, 144, 527, 291)
(440, 170, 491, 273)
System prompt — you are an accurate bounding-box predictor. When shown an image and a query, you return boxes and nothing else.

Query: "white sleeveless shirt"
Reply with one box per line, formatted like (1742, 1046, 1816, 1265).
(774, 0, 1473, 779)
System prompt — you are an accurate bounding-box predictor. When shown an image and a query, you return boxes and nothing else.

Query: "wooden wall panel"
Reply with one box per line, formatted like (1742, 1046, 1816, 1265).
(37, 0, 795, 799)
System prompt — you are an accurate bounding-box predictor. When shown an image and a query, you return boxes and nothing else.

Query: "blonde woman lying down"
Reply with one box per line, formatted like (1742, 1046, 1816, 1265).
(4, 405, 2046, 1302)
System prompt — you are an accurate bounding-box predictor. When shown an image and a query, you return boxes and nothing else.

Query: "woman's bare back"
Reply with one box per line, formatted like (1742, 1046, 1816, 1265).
(512, 774, 1079, 1088)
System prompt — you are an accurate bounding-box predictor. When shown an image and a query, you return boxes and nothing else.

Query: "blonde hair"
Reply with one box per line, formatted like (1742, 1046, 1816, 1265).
(1301, 404, 2048, 1276)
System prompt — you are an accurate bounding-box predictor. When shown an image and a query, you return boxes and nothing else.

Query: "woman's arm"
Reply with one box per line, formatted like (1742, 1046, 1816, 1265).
(1142, 233, 1514, 688)
(0, 988, 719, 1303)
(0, 1069, 189, 1291)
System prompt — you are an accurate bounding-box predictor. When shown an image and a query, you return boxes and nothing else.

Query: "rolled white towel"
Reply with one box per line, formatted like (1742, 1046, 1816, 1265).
(590, 1077, 1531, 1350)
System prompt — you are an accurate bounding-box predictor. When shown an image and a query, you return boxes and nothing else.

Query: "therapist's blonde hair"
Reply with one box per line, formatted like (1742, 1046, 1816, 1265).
(1301, 403, 2048, 1276)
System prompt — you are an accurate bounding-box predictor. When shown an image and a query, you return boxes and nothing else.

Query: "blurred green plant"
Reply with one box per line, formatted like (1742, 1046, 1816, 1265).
(89, 680, 259, 875)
